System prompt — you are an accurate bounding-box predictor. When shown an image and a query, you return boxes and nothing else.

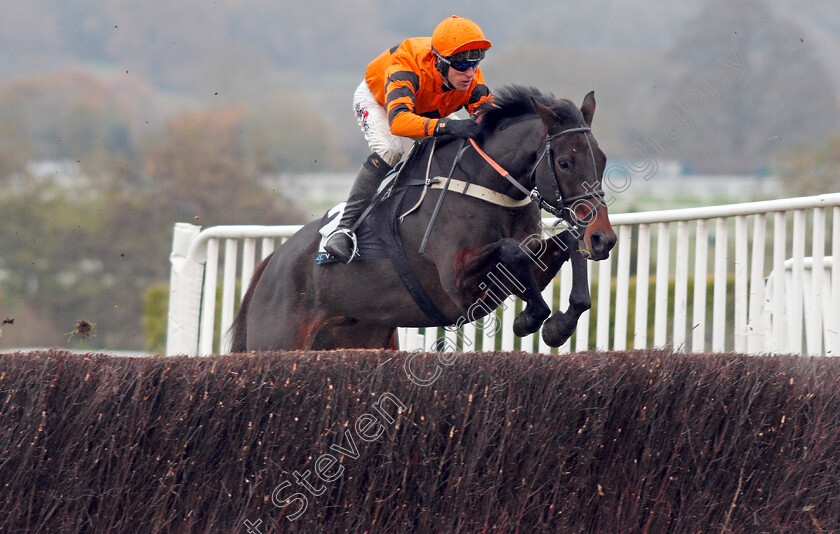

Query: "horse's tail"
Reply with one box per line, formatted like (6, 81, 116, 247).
(229, 252, 273, 353)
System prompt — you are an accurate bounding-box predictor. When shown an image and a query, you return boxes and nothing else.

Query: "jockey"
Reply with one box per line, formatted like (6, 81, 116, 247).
(324, 15, 494, 263)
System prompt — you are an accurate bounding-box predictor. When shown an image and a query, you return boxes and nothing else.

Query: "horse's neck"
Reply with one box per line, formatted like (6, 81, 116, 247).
(410, 122, 541, 195)
(473, 121, 542, 192)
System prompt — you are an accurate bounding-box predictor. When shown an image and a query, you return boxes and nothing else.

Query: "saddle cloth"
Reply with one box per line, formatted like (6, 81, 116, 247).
(312, 181, 450, 324)
(314, 202, 389, 265)
(314, 154, 417, 265)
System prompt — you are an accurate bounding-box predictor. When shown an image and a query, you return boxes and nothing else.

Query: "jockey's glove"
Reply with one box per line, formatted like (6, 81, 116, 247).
(435, 118, 481, 138)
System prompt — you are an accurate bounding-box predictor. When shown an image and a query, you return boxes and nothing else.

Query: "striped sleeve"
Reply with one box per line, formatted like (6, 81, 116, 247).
(466, 70, 493, 114)
(384, 69, 437, 138)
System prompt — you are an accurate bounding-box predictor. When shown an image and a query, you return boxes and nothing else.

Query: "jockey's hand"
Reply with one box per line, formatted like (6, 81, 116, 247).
(435, 118, 481, 138)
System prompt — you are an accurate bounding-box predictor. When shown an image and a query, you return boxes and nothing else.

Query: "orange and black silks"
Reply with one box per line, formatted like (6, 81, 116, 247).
(364, 37, 493, 139)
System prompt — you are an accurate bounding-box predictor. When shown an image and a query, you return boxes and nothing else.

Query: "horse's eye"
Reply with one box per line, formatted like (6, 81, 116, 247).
(557, 159, 571, 171)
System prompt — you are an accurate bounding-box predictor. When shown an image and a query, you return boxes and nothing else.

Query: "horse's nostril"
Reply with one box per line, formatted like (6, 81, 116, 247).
(591, 233, 603, 252)
(589, 231, 616, 255)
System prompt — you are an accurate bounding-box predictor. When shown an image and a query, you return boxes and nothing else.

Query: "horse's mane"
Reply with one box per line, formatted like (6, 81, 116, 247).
(477, 85, 585, 135)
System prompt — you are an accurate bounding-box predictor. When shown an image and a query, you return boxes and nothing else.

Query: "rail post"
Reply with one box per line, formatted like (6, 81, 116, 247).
(166, 223, 204, 356)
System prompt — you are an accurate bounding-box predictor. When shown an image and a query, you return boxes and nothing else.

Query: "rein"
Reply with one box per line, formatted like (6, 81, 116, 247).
(418, 140, 470, 254)
(415, 125, 606, 255)
(469, 126, 605, 220)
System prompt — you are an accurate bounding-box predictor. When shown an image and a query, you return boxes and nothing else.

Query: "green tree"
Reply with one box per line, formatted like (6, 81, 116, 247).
(141, 107, 305, 227)
(0, 183, 116, 348)
(0, 104, 308, 351)
(0, 119, 32, 180)
(237, 92, 348, 173)
(0, 71, 138, 163)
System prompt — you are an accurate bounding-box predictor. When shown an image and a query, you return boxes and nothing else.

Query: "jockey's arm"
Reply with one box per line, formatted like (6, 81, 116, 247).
(465, 78, 493, 116)
(384, 73, 439, 138)
(383, 65, 492, 139)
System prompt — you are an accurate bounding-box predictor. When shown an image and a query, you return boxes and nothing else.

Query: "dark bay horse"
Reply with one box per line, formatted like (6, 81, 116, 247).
(231, 86, 616, 351)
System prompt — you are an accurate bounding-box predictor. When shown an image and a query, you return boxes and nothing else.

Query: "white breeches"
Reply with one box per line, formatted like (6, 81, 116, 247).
(353, 80, 416, 167)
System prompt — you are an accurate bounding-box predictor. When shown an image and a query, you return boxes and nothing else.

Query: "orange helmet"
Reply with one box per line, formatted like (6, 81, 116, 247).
(431, 16, 492, 58)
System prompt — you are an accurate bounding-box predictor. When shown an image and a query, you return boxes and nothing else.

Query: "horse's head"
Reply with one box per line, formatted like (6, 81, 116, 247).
(529, 92, 616, 261)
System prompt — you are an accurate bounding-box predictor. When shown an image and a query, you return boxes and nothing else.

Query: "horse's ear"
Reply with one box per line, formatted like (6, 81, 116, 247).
(581, 91, 596, 126)
(531, 97, 560, 127)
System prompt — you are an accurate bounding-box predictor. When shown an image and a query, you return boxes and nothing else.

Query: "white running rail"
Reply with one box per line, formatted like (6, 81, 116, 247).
(167, 193, 840, 356)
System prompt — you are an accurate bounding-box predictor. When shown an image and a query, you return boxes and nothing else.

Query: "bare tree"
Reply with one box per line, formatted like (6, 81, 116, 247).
(651, 0, 839, 173)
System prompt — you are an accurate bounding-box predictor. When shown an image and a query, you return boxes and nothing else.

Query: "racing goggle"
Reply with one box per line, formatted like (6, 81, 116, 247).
(435, 48, 486, 72)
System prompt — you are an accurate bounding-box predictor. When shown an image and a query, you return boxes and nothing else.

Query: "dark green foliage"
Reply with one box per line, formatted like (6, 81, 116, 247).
(0, 106, 306, 350)
(1, 349, 838, 532)
(142, 285, 168, 354)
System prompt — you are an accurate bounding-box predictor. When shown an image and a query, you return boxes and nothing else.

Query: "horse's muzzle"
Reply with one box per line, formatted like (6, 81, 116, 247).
(580, 226, 616, 261)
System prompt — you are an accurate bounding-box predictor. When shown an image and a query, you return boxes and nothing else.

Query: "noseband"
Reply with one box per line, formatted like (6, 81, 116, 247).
(470, 125, 605, 222)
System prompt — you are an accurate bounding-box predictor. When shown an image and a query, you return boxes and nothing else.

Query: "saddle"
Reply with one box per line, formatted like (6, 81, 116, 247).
(314, 158, 414, 266)
(314, 145, 450, 324)
(314, 202, 389, 265)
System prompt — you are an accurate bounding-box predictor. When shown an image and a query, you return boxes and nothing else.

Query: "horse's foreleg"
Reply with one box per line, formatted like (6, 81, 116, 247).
(453, 238, 551, 337)
(541, 244, 592, 347)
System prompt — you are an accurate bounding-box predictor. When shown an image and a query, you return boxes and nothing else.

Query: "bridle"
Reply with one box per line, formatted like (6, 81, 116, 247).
(469, 125, 606, 222)
(418, 125, 607, 255)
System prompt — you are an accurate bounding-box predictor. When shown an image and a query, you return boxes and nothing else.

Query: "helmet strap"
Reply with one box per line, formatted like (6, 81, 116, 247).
(432, 46, 451, 82)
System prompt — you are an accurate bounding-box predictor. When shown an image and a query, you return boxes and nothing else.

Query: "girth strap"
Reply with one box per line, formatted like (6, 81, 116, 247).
(381, 187, 451, 326)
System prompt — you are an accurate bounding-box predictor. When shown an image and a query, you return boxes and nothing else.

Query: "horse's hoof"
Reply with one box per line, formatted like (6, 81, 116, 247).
(541, 313, 576, 347)
(513, 306, 550, 337)
(513, 316, 534, 337)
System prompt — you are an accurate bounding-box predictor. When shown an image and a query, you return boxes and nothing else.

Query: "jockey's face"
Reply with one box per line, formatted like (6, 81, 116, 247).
(446, 65, 476, 92)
